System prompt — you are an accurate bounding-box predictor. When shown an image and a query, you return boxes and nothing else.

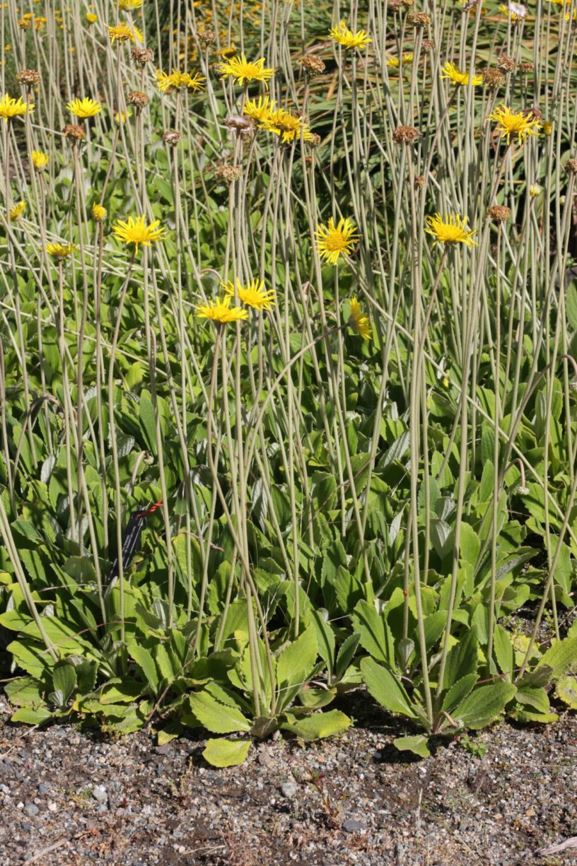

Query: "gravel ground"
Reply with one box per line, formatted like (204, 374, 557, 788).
(0, 693, 576, 866)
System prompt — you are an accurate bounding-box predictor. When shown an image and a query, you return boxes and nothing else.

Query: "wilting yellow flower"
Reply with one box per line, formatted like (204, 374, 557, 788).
(529, 184, 542, 198)
(218, 45, 237, 59)
(348, 298, 371, 341)
(218, 53, 275, 86)
(46, 242, 76, 259)
(112, 215, 165, 250)
(114, 110, 132, 124)
(92, 203, 107, 221)
(196, 295, 249, 323)
(31, 149, 49, 170)
(499, 2, 527, 20)
(0, 94, 34, 121)
(330, 20, 371, 49)
(315, 217, 359, 264)
(425, 213, 476, 247)
(119, 0, 143, 8)
(262, 107, 314, 143)
(387, 52, 414, 68)
(67, 97, 102, 118)
(441, 61, 482, 87)
(222, 279, 276, 311)
(488, 104, 541, 144)
(542, 120, 553, 136)
(86, 12, 98, 24)
(155, 69, 206, 93)
(9, 201, 26, 221)
(108, 23, 142, 43)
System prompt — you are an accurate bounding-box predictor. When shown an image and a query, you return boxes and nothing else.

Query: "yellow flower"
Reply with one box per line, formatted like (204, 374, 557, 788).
(112, 215, 165, 250)
(315, 217, 359, 264)
(222, 279, 276, 311)
(31, 149, 49, 170)
(261, 107, 314, 143)
(108, 23, 143, 43)
(441, 61, 482, 87)
(243, 95, 276, 124)
(529, 184, 541, 198)
(114, 110, 132, 124)
(348, 298, 371, 341)
(330, 20, 371, 49)
(86, 12, 98, 24)
(196, 295, 249, 323)
(387, 56, 400, 68)
(425, 213, 476, 247)
(92, 203, 107, 221)
(0, 94, 34, 121)
(9, 201, 26, 221)
(488, 104, 541, 144)
(67, 97, 102, 118)
(46, 242, 76, 259)
(119, 0, 143, 8)
(499, 1, 527, 20)
(155, 70, 206, 93)
(218, 53, 275, 86)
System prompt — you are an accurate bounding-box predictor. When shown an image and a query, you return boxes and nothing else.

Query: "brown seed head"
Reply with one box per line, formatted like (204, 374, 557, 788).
(393, 125, 420, 144)
(224, 114, 254, 136)
(197, 27, 217, 47)
(63, 123, 86, 142)
(497, 53, 516, 72)
(301, 54, 326, 75)
(483, 67, 505, 89)
(488, 204, 511, 222)
(566, 158, 577, 176)
(17, 69, 41, 88)
(163, 129, 182, 146)
(519, 61, 534, 73)
(414, 174, 426, 189)
(409, 11, 430, 27)
(127, 90, 149, 108)
(422, 38, 435, 51)
(214, 162, 242, 183)
(131, 46, 154, 67)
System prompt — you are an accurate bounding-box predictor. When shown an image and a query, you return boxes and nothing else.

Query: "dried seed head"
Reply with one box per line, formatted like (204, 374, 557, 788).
(131, 46, 154, 66)
(422, 38, 435, 51)
(414, 174, 426, 189)
(197, 27, 216, 47)
(409, 11, 430, 27)
(393, 124, 420, 144)
(63, 123, 86, 142)
(163, 129, 182, 146)
(566, 158, 577, 176)
(488, 204, 511, 222)
(17, 68, 40, 88)
(301, 54, 326, 75)
(483, 67, 505, 89)
(224, 114, 254, 136)
(519, 60, 534, 73)
(497, 53, 516, 72)
(309, 132, 321, 147)
(214, 162, 242, 183)
(127, 90, 149, 108)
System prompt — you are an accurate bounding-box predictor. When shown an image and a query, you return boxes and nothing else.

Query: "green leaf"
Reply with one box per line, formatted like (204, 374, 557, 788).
(203, 738, 251, 768)
(276, 627, 318, 691)
(138, 391, 157, 455)
(493, 625, 514, 675)
(452, 682, 516, 730)
(537, 636, 577, 678)
(128, 643, 159, 693)
(11, 706, 53, 725)
(555, 675, 577, 709)
(360, 657, 417, 718)
(281, 709, 352, 741)
(335, 633, 360, 680)
(393, 735, 430, 758)
(50, 662, 77, 709)
(5, 676, 45, 709)
(442, 673, 478, 714)
(442, 630, 478, 690)
(352, 601, 395, 666)
(188, 689, 251, 734)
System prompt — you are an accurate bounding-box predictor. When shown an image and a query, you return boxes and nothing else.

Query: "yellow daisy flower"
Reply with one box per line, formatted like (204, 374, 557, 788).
(112, 215, 165, 250)
(196, 295, 249, 323)
(46, 242, 76, 259)
(9, 201, 26, 221)
(119, 0, 143, 8)
(86, 12, 98, 24)
(242, 95, 276, 124)
(315, 217, 359, 265)
(222, 279, 276, 311)
(31, 150, 49, 170)
(425, 213, 477, 247)
(218, 53, 275, 87)
(441, 61, 483, 87)
(108, 23, 143, 43)
(0, 94, 34, 121)
(488, 104, 541, 144)
(114, 110, 132, 124)
(262, 107, 314, 144)
(67, 97, 102, 118)
(348, 298, 371, 341)
(330, 20, 371, 50)
(92, 203, 107, 222)
(155, 70, 206, 93)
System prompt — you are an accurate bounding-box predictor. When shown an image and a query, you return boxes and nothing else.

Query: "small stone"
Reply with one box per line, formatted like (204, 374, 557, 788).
(280, 780, 298, 798)
(342, 817, 365, 833)
(24, 803, 39, 817)
(91, 785, 108, 804)
(37, 783, 51, 795)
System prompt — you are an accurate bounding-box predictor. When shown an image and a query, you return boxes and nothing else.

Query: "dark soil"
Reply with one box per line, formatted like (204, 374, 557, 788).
(0, 692, 576, 866)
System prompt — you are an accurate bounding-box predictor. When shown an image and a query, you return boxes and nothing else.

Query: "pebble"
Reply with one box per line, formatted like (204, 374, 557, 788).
(342, 817, 365, 834)
(91, 785, 108, 804)
(37, 783, 51, 795)
(24, 802, 39, 817)
(280, 780, 298, 798)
